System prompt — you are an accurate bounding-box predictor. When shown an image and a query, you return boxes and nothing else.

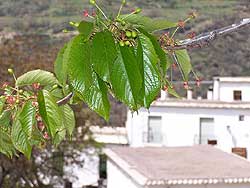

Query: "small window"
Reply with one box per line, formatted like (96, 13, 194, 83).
(233, 90, 242, 101)
(239, 115, 245, 121)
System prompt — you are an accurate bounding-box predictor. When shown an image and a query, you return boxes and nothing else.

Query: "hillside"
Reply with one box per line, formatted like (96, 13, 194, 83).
(0, 0, 238, 33)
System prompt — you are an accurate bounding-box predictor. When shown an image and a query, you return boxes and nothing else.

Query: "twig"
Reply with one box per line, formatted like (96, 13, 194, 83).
(163, 18, 250, 50)
(56, 92, 74, 106)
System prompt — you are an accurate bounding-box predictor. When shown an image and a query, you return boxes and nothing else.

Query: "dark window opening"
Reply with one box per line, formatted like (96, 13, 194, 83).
(233, 90, 242, 101)
(99, 154, 107, 179)
(239, 115, 245, 121)
(208, 140, 217, 145)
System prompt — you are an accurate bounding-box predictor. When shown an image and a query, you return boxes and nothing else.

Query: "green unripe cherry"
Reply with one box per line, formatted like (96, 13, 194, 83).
(125, 41, 130, 46)
(119, 41, 125, 47)
(122, 0, 126, 5)
(116, 18, 122, 23)
(69, 21, 79, 27)
(8, 68, 13, 74)
(132, 31, 137, 38)
(135, 8, 142, 14)
(52, 84, 58, 89)
(121, 21, 126, 26)
(126, 31, 132, 38)
(89, 0, 96, 5)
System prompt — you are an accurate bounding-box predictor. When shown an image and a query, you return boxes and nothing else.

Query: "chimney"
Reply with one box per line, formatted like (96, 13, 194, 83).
(213, 78, 220, 100)
(187, 89, 193, 100)
(207, 86, 213, 100)
(160, 90, 167, 100)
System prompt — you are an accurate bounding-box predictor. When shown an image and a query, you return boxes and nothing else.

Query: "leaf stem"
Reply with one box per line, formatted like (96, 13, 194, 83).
(120, 11, 136, 20)
(95, 3, 108, 20)
(191, 69, 199, 79)
(171, 17, 191, 39)
(117, 3, 124, 18)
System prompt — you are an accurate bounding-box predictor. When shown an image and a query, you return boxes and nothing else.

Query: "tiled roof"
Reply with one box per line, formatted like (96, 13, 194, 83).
(105, 145, 250, 186)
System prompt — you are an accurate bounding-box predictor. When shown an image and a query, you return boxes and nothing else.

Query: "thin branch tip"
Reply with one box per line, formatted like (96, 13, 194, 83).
(56, 92, 74, 106)
(164, 17, 250, 51)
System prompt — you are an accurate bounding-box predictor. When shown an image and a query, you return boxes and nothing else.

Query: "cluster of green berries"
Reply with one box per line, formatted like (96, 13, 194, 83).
(119, 30, 138, 47)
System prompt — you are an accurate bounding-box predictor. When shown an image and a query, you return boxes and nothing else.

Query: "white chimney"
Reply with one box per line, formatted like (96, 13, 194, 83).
(187, 89, 193, 100)
(207, 86, 213, 100)
(213, 78, 220, 100)
(160, 90, 167, 100)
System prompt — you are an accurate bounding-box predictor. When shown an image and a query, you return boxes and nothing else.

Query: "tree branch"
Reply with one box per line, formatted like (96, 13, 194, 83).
(55, 19, 250, 106)
(56, 92, 74, 106)
(163, 18, 250, 50)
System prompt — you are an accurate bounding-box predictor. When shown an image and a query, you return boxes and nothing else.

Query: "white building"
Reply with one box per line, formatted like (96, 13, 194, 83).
(126, 77, 250, 159)
(105, 145, 250, 188)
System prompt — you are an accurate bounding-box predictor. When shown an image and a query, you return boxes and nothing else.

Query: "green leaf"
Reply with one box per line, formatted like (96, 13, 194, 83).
(175, 50, 192, 81)
(54, 44, 68, 85)
(12, 118, 32, 159)
(38, 90, 64, 145)
(11, 102, 36, 159)
(0, 127, 15, 158)
(19, 101, 36, 137)
(77, 20, 94, 40)
(121, 14, 177, 32)
(165, 80, 180, 98)
(60, 104, 75, 136)
(0, 97, 5, 114)
(64, 34, 110, 119)
(92, 30, 117, 82)
(137, 33, 161, 108)
(110, 46, 142, 110)
(139, 28, 169, 77)
(0, 110, 11, 128)
(64, 35, 93, 94)
(80, 73, 110, 120)
(50, 87, 64, 99)
(16, 69, 59, 87)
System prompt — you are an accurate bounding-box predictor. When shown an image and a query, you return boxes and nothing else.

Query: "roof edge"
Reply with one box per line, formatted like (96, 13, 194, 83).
(104, 148, 148, 186)
(146, 178, 250, 186)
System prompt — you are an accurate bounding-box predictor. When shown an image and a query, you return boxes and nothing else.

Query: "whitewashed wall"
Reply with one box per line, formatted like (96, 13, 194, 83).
(214, 81, 250, 102)
(107, 158, 250, 188)
(107, 160, 142, 188)
(126, 107, 250, 158)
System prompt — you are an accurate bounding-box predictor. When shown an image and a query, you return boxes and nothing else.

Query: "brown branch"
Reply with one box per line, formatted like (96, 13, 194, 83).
(164, 18, 250, 50)
(56, 92, 74, 106)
